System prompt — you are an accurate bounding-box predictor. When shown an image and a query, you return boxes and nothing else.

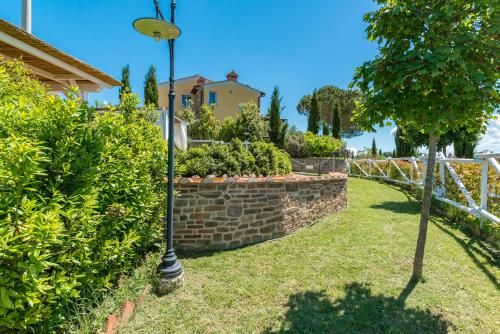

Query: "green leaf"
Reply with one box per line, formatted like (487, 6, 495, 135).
(0, 288, 14, 310)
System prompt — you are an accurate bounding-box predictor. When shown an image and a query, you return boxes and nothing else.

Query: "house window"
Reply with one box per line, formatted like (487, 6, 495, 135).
(208, 91, 217, 105)
(181, 94, 190, 108)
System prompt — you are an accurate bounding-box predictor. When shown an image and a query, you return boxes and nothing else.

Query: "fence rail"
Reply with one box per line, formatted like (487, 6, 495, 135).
(347, 154, 500, 224)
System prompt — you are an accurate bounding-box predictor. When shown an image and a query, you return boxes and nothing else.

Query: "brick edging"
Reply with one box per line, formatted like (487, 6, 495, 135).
(102, 284, 152, 334)
(174, 172, 347, 185)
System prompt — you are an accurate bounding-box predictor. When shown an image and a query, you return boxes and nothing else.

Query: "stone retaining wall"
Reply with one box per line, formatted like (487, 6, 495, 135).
(173, 173, 347, 250)
(291, 158, 347, 174)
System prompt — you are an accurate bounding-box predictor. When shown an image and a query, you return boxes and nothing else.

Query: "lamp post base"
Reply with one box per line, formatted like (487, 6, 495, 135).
(157, 252, 184, 295)
(158, 271, 184, 295)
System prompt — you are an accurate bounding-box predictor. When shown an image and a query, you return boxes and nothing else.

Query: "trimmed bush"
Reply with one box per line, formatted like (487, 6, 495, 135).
(180, 140, 290, 177)
(304, 132, 343, 157)
(0, 60, 172, 332)
(285, 133, 309, 158)
(285, 131, 344, 158)
(248, 141, 292, 176)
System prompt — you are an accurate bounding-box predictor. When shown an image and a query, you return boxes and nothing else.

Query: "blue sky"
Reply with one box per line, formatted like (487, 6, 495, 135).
(1, 1, 497, 153)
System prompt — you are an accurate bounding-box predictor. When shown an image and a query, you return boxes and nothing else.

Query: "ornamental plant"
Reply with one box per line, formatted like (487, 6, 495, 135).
(0, 60, 174, 332)
(352, 0, 499, 281)
(189, 104, 220, 140)
(218, 102, 268, 142)
(180, 140, 290, 177)
(303, 132, 343, 157)
(267, 86, 288, 149)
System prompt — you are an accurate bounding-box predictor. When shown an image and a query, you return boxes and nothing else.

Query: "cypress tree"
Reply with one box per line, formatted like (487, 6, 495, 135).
(454, 128, 479, 158)
(395, 126, 419, 157)
(322, 122, 330, 136)
(332, 101, 341, 139)
(268, 86, 287, 148)
(144, 65, 159, 107)
(371, 138, 377, 157)
(307, 90, 320, 134)
(119, 65, 131, 102)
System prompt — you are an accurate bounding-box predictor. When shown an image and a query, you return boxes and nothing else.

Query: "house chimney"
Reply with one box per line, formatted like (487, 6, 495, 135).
(22, 0, 32, 33)
(196, 77, 206, 85)
(226, 71, 238, 82)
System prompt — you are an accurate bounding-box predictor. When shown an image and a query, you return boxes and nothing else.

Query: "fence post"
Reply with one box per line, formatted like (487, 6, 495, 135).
(387, 158, 391, 179)
(480, 159, 489, 223)
(439, 159, 446, 197)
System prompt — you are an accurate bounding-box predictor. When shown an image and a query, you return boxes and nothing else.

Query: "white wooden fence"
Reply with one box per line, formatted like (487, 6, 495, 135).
(347, 154, 500, 224)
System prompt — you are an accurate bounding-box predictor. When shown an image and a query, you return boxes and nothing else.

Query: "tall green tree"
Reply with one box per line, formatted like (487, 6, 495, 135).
(454, 128, 480, 158)
(268, 86, 288, 148)
(331, 101, 342, 139)
(307, 90, 320, 134)
(119, 65, 131, 102)
(395, 126, 420, 157)
(144, 65, 159, 107)
(322, 122, 330, 136)
(371, 138, 377, 157)
(297, 85, 360, 137)
(352, 0, 498, 281)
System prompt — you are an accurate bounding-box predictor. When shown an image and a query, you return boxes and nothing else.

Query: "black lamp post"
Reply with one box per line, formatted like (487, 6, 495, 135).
(133, 0, 184, 293)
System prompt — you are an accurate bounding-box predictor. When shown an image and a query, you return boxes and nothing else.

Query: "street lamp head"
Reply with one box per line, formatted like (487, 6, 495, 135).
(133, 17, 180, 41)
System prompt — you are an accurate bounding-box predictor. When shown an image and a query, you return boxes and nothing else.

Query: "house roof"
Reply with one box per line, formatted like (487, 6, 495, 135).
(0, 18, 120, 91)
(204, 80, 265, 96)
(159, 74, 265, 96)
(159, 74, 213, 86)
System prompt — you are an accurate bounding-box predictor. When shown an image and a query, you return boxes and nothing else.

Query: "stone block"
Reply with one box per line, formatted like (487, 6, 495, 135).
(259, 224, 275, 234)
(227, 206, 243, 217)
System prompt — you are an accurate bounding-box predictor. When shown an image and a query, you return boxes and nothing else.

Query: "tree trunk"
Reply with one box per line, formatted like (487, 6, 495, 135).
(412, 134, 438, 281)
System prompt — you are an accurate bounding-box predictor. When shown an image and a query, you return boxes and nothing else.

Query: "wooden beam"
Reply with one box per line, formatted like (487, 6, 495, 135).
(0, 30, 111, 88)
(53, 73, 84, 80)
(47, 82, 101, 92)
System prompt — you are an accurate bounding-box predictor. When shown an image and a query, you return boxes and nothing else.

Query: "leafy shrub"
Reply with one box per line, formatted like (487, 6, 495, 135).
(180, 140, 290, 177)
(182, 147, 216, 176)
(178, 107, 195, 124)
(285, 131, 344, 158)
(217, 102, 268, 142)
(219, 116, 239, 142)
(304, 132, 343, 157)
(188, 105, 219, 140)
(284, 133, 309, 158)
(249, 141, 292, 176)
(0, 60, 173, 332)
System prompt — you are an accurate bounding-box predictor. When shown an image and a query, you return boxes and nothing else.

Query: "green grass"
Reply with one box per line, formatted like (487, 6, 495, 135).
(65, 253, 160, 333)
(116, 178, 498, 334)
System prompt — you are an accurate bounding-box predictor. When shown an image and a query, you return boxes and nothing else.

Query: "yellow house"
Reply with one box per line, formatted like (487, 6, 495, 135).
(158, 71, 265, 122)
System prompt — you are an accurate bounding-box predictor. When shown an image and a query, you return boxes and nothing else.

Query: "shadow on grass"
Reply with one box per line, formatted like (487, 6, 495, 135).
(431, 219, 499, 288)
(265, 281, 452, 334)
(370, 200, 421, 215)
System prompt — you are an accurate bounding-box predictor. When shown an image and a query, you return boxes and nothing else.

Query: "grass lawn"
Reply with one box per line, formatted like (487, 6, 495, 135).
(118, 178, 499, 334)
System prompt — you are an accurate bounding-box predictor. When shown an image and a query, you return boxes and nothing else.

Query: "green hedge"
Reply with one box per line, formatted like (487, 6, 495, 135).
(179, 140, 291, 177)
(0, 61, 173, 332)
(285, 131, 344, 158)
